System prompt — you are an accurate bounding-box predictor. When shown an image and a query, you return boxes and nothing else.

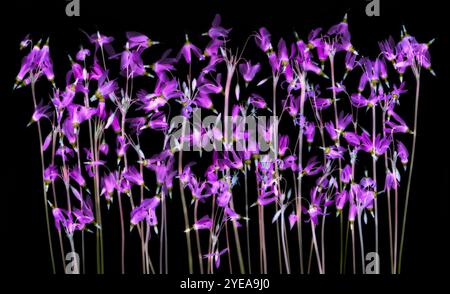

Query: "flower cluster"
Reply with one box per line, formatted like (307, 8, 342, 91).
(15, 14, 433, 274)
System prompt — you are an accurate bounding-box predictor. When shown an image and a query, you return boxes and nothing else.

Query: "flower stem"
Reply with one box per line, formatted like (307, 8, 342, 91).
(321, 206, 327, 273)
(194, 200, 204, 274)
(351, 224, 356, 274)
(398, 75, 420, 273)
(244, 168, 252, 274)
(178, 120, 194, 274)
(224, 65, 245, 274)
(311, 222, 323, 274)
(357, 208, 365, 274)
(117, 191, 125, 274)
(296, 74, 306, 274)
(280, 208, 291, 273)
(372, 106, 379, 273)
(31, 81, 56, 274)
(330, 56, 344, 274)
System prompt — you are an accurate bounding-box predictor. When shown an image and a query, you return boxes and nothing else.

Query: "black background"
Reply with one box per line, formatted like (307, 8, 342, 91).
(3, 0, 449, 291)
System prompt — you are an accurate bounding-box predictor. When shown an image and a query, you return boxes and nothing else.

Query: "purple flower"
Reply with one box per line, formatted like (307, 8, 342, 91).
(379, 36, 396, 62)
(44, 165, 59, 184)
(341, 164, 352, 184)
(95, 79, 118, 101)
(116, 135, 128, 161)
(73, 198, 95, 226)
(337, 112, 353, 132)
(289, 213, 298, 230)
(306, 205, 324, 226)
(101, 172, 117, 201)
(255, 27, 272, 52)
(180, 163, 195, 186)
(28, 101, 51, 126)
(147, 111, 168, 130)
(14, 40, 55, 88)
(130, 196, 161, 226)
(396, 140, 409, 167)
(19, 34, 31, 50)
(304, 122, 316, 146)
(385, 171, 398, 191)
(299, 157, 321, 176)
(343, 131, 361, 147)
(39, 42, 55, 83)
(325, 121, 338, 141)
(360, 131, 391, 158)
(257, 190, 277, 206)
(146, 152, 176, 188)
(52, 208, 85, 235)
(203, 248, 228, 269)
(278, 38, 289, 66)
(214, 182, 231, 206)
(83, 31, 115, 56)
(324, 145, 345, 159)
(126, 31, 158, 49)
(385, 111, 411, 134)
(278, 135, 289, 157)
(344, 51, 357, 74)
(99, 142, 109, 155)
(76, 47, 90, 61)
(67, 104, 97, 127)
(117, 48, 148, 77)
(248, 93, 267, 109)
(188, 177, 211, 202)
(123, 166, 145, 187)
(177, 35, 203, 64)
(348, 203, 357, 224)
(69, 167, 86, 187)
(286, 95, 300, 117)
(336, 189, 348, 210)
(206, 14, 231, 39)
(350, 93, 369, 108)
(312, 98, 333, 110)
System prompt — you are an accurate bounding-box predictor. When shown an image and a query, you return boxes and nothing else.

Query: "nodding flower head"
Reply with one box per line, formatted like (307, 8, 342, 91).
(122, 166, 145, 187)
(192, 215, 213, 231)
(255, 27, 272, 53)
(396, 140, 409, 168)
(239, 61, 261, 84)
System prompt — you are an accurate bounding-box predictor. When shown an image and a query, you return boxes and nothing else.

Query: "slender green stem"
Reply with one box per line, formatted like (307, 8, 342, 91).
(296, 74, 306, 274)
(68, 235, 80, 274)
(384, 144, 394, 272)
(351, 224, 356, 274)
(280, 207, 291, 273)
(372, 106, 379, 273)
(117, 190, 125, 274)
(357, 208, 365, 274)
(31, 81, 56, 274)
(223, 65, 245, 274)
(311, 222, 323, 274)
(194, 200, 204, 274)
(330, 56, 344, 274)
(178, 120, 194, 274)
(321, 206, 327, 273)
(244, 168, 252, 274)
